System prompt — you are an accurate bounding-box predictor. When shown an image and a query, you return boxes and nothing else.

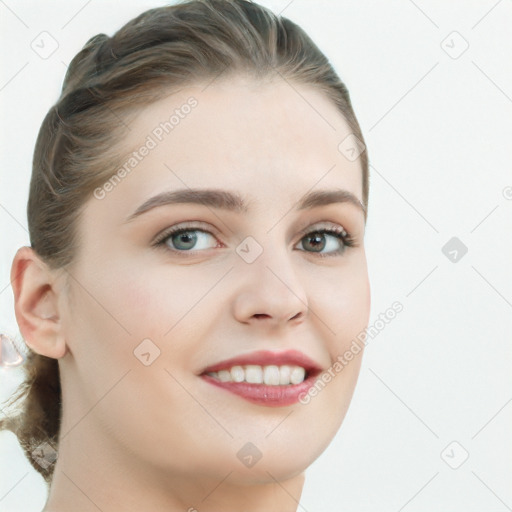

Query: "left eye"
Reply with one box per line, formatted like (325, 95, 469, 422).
(153, 225, 355, 257)
(297, 228, 354, 257)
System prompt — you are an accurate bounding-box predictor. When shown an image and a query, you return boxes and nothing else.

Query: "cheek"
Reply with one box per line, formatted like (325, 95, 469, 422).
(63, 260, 170, 369)
(89, 263, 193, 341)
(103, 265, 224, 371)
(312, 265, 371, 350)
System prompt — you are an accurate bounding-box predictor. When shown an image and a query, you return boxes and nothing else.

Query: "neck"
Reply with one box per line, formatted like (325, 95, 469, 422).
(42, 421, 306, 512)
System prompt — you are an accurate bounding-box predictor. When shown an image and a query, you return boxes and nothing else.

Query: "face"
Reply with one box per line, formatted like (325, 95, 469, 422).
(57, 74, 371, 486)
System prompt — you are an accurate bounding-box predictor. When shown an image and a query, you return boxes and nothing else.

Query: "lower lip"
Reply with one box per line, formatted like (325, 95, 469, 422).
(200, 373, 318, 407)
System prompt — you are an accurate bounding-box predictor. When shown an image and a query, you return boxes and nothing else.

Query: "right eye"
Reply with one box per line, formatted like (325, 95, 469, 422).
(153, 225, 221, 254)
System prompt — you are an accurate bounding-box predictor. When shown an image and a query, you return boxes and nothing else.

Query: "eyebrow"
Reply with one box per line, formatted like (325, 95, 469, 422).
(124, 187, 366, 223)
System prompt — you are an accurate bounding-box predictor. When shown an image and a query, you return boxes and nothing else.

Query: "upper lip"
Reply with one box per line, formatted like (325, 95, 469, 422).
(200, 349, 323, 376)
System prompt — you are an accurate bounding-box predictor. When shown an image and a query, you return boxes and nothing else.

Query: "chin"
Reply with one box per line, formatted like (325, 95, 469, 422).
(226, 428, 337, 485)
(223, 457, 312, 486)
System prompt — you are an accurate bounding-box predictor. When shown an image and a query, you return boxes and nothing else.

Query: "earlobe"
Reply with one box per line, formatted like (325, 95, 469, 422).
(10, 246, 67, 359)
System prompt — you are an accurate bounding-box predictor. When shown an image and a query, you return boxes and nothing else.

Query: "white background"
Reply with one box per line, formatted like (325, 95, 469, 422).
(1, 1, 511, 511)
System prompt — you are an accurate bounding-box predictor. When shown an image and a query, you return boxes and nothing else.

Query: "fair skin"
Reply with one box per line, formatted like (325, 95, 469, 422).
(12, 74, 370, 512)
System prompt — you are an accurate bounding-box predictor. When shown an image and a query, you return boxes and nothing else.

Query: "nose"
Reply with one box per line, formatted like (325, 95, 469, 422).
(231, 245, 309, 329)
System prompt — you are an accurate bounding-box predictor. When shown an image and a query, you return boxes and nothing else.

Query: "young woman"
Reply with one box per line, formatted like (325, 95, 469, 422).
(2, 0, 371, 510)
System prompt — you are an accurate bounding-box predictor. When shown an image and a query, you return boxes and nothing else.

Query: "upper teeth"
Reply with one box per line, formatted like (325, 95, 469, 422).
(206, 365, 307, 385)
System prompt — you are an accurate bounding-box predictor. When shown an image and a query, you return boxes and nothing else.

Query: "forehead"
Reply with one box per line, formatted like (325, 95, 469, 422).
(94, 75, 364, 221)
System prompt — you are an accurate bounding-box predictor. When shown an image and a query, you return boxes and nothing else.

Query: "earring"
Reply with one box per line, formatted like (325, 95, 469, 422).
(0, 333, 27, 367)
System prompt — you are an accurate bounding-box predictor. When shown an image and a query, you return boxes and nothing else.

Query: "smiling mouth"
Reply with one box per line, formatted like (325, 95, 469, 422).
(199, 350, 323, 407)
(204, 364, 310, 385)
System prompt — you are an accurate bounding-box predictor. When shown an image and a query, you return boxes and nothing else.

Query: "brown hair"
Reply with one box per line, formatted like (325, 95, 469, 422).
(1, 0, 369, 487)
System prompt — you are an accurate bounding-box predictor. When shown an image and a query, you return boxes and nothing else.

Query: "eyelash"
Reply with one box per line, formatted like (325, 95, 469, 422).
(152, 222, 356, 258)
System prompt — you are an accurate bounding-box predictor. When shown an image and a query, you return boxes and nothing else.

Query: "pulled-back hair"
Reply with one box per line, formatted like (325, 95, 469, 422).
(1, 0, 369, 486)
